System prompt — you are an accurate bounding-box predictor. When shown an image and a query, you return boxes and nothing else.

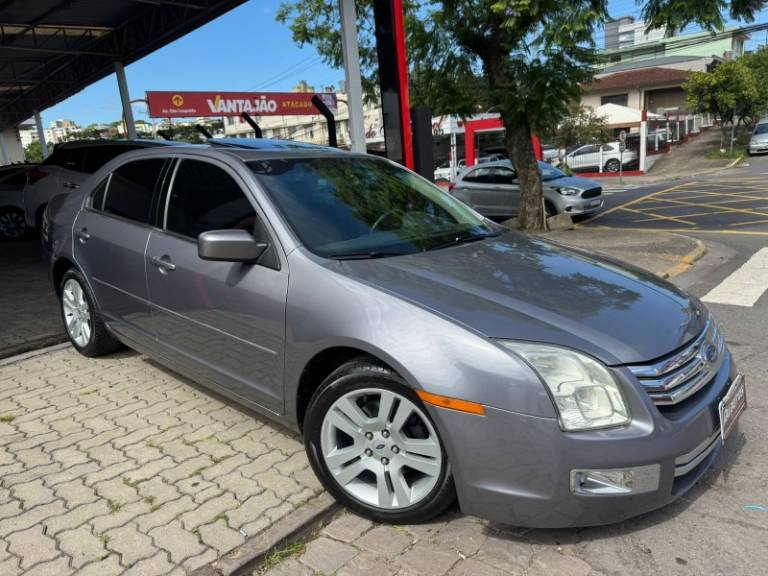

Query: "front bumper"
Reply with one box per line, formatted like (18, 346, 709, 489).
(560, 197, 604, 215)
(749, 143, 768, 154)
(430, 351, 740, 528)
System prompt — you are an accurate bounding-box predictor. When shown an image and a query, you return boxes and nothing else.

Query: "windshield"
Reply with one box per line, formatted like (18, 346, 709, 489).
(754, 123, 768, 135)
(538, 161, 566, 181)
(249, 157, 499, 258)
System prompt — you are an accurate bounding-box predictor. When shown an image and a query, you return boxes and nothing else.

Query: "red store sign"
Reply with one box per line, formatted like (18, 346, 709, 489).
(146, 91, 338, 118)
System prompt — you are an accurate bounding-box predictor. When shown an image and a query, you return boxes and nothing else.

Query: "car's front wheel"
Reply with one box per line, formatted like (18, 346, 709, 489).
(59, 269, 121, 357)
(604, 158, 621, 172)
(304, 360, 455, 523)
(0, 207, 26, 239)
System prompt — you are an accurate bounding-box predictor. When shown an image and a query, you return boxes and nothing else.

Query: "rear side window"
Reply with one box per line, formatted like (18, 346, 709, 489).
(42, 147, 85, 171)
(82, 145, 140, 173)
(166, 159, 256, 239)
(89, 178, 109, 210)
(103, 159, 165, 224)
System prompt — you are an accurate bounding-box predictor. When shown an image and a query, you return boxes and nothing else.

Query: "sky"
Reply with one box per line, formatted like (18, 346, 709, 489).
(33, 0, 768, 128)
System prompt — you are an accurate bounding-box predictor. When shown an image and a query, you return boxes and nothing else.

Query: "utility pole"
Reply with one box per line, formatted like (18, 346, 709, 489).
(339, 0, 366, 153)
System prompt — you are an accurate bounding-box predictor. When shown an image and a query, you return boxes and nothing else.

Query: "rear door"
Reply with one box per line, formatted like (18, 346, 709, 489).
(72, 157, 168, 345)
(144, 158, 288, 413)
(453, 167, 495, 214)
(489, 166, 520, 216)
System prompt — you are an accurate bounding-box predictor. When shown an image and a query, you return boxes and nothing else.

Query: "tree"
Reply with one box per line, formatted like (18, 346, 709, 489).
(741, 48, 768, 119)
(684, 60, 759, 148)
(277, 0, 767, 231)
(24, 141, 42, 163)
(539, 105, 610, 154)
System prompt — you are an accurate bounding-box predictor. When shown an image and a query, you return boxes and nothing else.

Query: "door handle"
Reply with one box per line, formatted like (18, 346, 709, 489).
(75, 228, 90, 243)
(150, 255, 176, 273)
(63, 181, 80, 190)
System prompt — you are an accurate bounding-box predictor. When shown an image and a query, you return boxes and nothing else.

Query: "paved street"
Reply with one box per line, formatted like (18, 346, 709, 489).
(0, 348, 323, 575)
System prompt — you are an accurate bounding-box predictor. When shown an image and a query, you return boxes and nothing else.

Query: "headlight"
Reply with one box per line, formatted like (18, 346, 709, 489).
(499, 342, 630, 431)
(556, 186, 579, 196)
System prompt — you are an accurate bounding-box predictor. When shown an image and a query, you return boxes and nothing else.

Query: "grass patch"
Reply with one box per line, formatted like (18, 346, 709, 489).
(107, 500, 123, 514)
(259, 540, 305, 573)
(98, 533, 111, 546)
(0, 414, 14, 423)
(705, 148, 744, 159)
(122, 478, 141, 489)
(215, 513, 229, 522)
(143, 496, 156, 506)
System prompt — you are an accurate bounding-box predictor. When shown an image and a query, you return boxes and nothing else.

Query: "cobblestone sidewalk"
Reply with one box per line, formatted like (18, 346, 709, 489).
(0, 347, 322, 575)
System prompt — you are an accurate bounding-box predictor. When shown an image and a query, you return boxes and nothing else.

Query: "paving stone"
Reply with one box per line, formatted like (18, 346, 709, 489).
(58, 526, 107, 568)
(528, 550, 593, 576)
(12, 478, 55, 508)
(105, 523, 157, 567)
(7, 525, 59, 570)
(182, 547, 217, 571)
(179, 492, 238, 531)
(53, 478, 98, 508)
(337, 550, 399, 576)
(214, 471, 263, 502)
(356, 525, 413, 556)
(198, 518, 245, 556)
(122, 551, 175, 576)
(262, 557, 314, 576)
(225, 490, 282, 530)
(300, 536, 358, 574)
(74, 554, 123, 576)
(91, 500, 152, 534)
(398, 541, 461, 576)
(0, 500, 66, 536)
(474, 535, 534, 573)
(431, 516, 487, 556)
(21, 554, 73, 576)
(43, 500, 109, 536)
(256, 468, 304, 499)
(448, 558, 509, 576)
(322, 513, 374, 543)
(150, 519, 206, 564)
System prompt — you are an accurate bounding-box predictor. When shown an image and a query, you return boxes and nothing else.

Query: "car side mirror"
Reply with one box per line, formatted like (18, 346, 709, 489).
(198, 229, 268, 262)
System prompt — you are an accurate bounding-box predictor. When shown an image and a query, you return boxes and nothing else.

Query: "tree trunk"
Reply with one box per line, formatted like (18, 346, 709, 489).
(504, 115, 546, 232)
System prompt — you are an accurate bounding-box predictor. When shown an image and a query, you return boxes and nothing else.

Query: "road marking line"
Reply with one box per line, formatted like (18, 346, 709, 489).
(620, 206, 696, 225)
(580, 183, 685, 225)
(651, 197, 768, 218)
(587, 225, 768, 236)
(702, 248, 768, 307)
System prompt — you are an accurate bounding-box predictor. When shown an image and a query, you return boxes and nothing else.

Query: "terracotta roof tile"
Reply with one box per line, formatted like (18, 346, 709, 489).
(583, 67, 691, 92)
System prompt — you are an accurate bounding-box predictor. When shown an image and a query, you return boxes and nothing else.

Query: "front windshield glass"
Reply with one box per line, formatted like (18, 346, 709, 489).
(754, 123, 768, 135)
(538, 161, 566, 181)
(249, 157, 499, 258)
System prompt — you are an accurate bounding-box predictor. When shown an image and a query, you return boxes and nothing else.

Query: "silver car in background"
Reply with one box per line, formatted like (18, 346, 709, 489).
(450, 160, 603, 218)
(748, 117, 768, 155)
(43, 142, 745, 528)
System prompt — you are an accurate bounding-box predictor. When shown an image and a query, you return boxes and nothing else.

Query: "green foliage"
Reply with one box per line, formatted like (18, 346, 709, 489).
(684, 60, 759, 126)
(740, 48, 768, 119)
(276, 0, 767, 230)
(539, 106, 610, 150)
(24, 141, 42, 163)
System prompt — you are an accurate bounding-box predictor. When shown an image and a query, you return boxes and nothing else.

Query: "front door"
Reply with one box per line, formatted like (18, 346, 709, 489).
(145, 158, 288, 413)
(72, 158, 168, 343)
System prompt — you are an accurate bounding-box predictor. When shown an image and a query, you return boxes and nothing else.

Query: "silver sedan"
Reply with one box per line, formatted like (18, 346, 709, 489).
(449, 160, 604, 218)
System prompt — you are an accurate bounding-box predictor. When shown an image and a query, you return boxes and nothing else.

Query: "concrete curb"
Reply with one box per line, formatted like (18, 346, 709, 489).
(0, 340, 70, 366)
(658, 235, 708, 279)
(191, 493, 339, 576)
(0, 334, 68, 362)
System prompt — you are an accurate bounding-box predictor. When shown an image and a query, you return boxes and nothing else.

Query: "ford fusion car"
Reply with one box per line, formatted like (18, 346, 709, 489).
(43, 141, 746, 528)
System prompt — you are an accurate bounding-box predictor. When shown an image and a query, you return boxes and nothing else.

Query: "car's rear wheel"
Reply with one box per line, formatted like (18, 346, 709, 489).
(59, 269, 121, 357)
(604, 158, 621, 172)
(0, 207, 26, 239)
(304, 360, 455, 523)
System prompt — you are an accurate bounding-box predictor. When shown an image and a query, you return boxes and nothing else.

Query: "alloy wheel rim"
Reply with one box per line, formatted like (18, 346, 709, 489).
(320, 388, 442, 510)
(62, 278, 92, 347)
(0, 211, 25, 238)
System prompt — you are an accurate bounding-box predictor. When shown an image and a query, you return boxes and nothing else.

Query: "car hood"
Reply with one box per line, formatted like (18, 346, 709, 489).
(328, 233, 706, 365)
(544, 175, 601, 191)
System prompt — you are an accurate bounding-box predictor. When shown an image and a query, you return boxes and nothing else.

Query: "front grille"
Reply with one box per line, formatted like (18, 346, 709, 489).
(627, 319, 724, 406)
(581, 187, 601, 199)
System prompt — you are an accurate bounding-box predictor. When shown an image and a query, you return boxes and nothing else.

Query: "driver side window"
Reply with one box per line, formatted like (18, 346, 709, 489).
(166, 159, 256, 239)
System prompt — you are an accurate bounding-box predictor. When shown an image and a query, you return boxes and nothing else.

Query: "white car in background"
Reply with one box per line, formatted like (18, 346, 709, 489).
(561, 141, 638, 173)
(434, 155, 504, 183)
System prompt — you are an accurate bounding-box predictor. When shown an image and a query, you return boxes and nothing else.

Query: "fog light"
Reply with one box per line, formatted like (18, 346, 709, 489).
(570, 464, 660, 496)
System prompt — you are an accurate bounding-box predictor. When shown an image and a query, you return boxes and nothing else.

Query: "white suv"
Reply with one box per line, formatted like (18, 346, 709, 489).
(22, 140, 169, 232)
(561, 142, 638, 173)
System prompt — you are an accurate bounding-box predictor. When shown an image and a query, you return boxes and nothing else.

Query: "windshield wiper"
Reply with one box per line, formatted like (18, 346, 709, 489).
(430, 232, 497, 251)
(328, 251, 406, 260)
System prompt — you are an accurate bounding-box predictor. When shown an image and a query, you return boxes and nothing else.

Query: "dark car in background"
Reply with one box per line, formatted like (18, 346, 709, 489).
(22, 139, 175, 232)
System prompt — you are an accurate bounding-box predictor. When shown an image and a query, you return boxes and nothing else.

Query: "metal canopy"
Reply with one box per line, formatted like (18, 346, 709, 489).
(0, 0, 247, 129)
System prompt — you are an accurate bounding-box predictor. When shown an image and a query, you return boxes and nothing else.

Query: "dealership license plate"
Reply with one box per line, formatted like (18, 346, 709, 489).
(719, 374, 746, 441)
(589, 199, 601, 207)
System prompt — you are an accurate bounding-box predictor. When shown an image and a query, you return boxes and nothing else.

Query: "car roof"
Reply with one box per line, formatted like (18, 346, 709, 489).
(54, 139, 182, 149)
(208, 138, 338, 153)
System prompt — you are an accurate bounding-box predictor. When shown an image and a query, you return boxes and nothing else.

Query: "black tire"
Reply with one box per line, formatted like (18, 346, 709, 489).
(545, 200, 557, 218)
(604, 158, 621, 173)
(0, 207, 26, 239)
(59, 268, 121, 357)
(304, 359, 456, 524)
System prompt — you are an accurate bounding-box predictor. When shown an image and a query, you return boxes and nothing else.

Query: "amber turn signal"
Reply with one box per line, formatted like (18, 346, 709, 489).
(416, 390, 485, 416)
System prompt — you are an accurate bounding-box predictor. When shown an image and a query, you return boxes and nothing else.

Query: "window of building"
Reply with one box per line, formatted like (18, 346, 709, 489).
(601, 93, 629, 106)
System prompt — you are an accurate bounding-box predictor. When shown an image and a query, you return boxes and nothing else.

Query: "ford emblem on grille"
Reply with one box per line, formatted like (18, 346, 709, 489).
(701, 342, 718, 364)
